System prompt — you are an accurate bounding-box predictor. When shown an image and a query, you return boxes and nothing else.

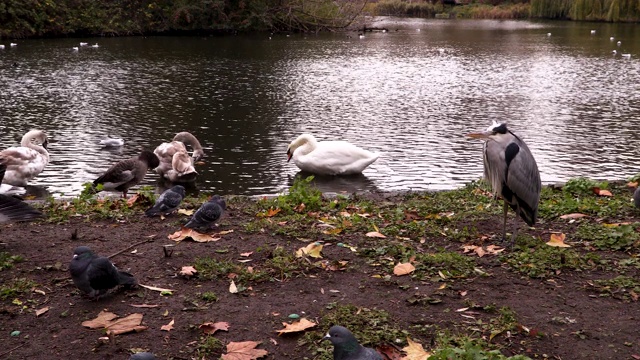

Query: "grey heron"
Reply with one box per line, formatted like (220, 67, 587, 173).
(467, 122, 541, 246)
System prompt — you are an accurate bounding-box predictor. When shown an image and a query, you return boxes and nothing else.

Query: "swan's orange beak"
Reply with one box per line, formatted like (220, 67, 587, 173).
(286, 148, 292, 162)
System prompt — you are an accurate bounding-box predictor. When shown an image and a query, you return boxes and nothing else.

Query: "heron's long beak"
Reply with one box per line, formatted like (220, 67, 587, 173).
(466, 132, 491, 139)
(286, 148, 292, 162)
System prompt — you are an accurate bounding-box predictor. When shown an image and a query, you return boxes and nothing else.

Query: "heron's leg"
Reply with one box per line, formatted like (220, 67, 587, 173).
(508, 218, 519, 248)
(502, 200, 508, 241)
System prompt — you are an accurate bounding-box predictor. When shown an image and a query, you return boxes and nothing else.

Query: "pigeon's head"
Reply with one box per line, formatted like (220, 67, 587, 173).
(171, 185, 186, 197)
(322, 325, 358, 347)
(72, 246, 94, 260)
(210, 195, 226, 210)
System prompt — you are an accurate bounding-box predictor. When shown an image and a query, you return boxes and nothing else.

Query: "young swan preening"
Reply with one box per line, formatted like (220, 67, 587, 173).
(286, 134, 379, 176)
(0, 129, 50, 187)
(154, 132, 205, 182)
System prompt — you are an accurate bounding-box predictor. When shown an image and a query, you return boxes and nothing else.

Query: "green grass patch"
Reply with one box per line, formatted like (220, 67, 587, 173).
(0, 252, 24, 271)
(575, 223, 640, 251)
(503, 242, 603, 278)
(301, 304, 409, 360)
(0, 278, 36, 301)
(592, 276, 640, 301)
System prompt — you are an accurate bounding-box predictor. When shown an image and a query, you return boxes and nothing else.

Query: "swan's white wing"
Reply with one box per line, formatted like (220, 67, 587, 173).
(154, 141, 188, 175)
(294, 141, 379, 175)
(172, 151, 196, 176)
(0, 147, 48, 186)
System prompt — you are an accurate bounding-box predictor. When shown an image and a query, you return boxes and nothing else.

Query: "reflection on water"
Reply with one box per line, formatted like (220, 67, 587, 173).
(1, 18, 639, 198)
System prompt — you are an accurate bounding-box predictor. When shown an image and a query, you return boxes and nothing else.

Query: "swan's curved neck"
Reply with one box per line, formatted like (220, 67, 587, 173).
(293, 135, 317, 156)
(21, 134, 48, 156)
(173, 132, 204, 158)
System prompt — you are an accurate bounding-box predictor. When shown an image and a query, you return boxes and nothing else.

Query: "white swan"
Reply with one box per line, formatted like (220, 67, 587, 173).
(0, 130, 49, 187)
(154, 132, 205, 182)
(286, 133, 379, 175)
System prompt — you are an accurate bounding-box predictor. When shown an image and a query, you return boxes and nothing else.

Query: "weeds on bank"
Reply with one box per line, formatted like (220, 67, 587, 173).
(590, 276, 640, 302)
(0, 252, 24, 270)
(0, 278, 37, 301)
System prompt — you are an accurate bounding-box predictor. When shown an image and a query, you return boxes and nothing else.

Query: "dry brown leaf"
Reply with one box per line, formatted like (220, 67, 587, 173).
(218, 229, 235, 235)
(393, 262, 416, 276)
(105, 313, 147, 335)
(240, 252, 253, 257)
(222, 341, 268, 360)
(559, 213, 588, 219)
(276, 318, 317, 335)
(378, 343, 404, 360)
(365, 231, 386, 238)
(82, 310, 119, 328)
(593, 188, 613, 197)
(229, 280, 238, 294)
(199, 321, 230, 335)
(130, 304, 159, 308)
(161, 319, 174, 331)
(180, 266, 198, 276)
(627, 181, 638, 188)
(168, 227, 220, 243)
(35, 307, 49, 317)
(402, 337, 431, 360)
(546, 233, 571, 248)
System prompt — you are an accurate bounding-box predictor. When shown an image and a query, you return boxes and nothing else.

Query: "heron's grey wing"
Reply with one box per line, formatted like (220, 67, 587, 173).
(483, 140, 508, 196)
(503, 136, 541, 225)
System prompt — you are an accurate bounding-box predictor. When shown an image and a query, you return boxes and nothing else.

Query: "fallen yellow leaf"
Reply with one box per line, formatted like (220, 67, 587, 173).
(559, 213, 588, 219)
(200, 321, 230, 335)
(402, 337, 431, 360)
(546, 233, 571, 248)
(168, 227, 220, 242)
(35, 307, 49, 317)
(276, 318, 317, 335)
(177, 208, 194, 216)
(295, 242, 323, 258)
(365, 231, 386, 238)
(180, 266, 198, 276)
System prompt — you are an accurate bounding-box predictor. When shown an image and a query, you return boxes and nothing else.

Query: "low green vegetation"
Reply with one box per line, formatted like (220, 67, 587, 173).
(0, 252, 24, 271)
(0, 278, 37, 301)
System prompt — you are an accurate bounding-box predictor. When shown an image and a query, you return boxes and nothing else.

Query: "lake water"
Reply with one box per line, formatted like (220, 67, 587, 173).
(1, 17, 639, 198)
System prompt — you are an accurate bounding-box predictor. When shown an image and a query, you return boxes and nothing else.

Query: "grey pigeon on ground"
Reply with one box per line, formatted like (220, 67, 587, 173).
(0, 162, 43, 223)
(92, 149, 160, 198)
(69, 246, 137, 299)
(323, 325, 383, 360)
(145, 185, 186, 217)
(129, 352, 157, 360)
(184, 195, 226, 231)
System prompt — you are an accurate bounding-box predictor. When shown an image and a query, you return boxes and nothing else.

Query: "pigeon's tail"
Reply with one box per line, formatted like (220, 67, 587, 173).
(144, 205, 161, 217)
(117, 271, 137, 287)
(0, 194, 44, 223)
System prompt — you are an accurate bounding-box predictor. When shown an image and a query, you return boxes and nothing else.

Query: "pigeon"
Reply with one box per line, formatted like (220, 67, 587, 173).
(323, 325, 383, 360)
(93, 149, 160, 198)
(184, 195, 226, 231)
(0, 162, 43, 223)
(129, 352, 157, 360)
(69, 246, 137, 299)
(145, 185, 186, 217)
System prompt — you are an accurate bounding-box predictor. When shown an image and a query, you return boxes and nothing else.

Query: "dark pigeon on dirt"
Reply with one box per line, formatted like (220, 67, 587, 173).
(129, 352, 157, 360)
(184, 195, 226, 231)
(323, 325, 383, 360)
(145, 185, 186, 217)
(0, 162, 43, 223)
(69, 246, 137, 299)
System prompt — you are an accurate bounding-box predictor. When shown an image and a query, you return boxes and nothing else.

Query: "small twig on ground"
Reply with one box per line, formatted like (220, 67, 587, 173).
(108, 238, 153, 259)
(0, 343, 26, 357)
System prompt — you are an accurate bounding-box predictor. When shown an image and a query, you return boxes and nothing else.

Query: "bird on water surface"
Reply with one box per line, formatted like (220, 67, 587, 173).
(467, 122, 541, 246)
(323, 325, 383, 360)
(154, 132, 205, 183)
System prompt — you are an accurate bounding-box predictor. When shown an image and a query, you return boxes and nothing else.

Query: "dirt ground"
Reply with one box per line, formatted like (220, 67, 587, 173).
(0, 192, 639, 360)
